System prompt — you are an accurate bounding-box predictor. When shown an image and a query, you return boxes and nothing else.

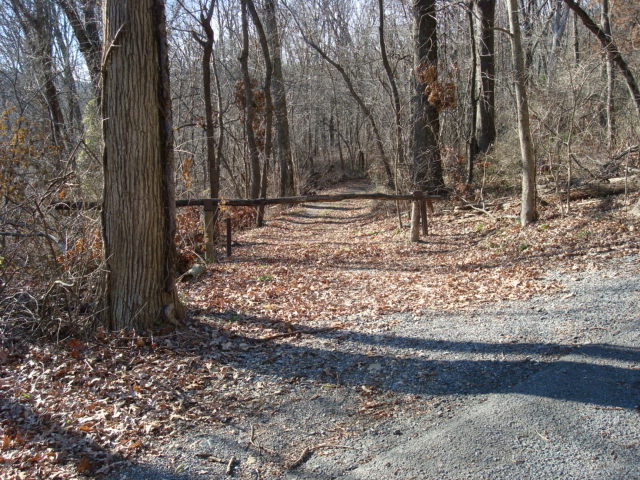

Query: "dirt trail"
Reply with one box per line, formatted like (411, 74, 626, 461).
(103, 182, 640, 480)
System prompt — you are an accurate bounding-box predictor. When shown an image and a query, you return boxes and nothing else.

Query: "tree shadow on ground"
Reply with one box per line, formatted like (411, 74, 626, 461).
(0, 397, 180, 479)
(200, 310, 640, 409)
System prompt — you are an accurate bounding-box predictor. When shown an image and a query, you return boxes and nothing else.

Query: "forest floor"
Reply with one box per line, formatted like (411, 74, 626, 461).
(1, 180, 640, 479)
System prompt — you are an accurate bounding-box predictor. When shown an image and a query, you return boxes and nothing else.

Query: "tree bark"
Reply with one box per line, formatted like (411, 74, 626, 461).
(264, 0, 295, 196)
(412, 0, 444, 193)
(466, 2, 478, 184)
(246, 0, 273, 226)
(506, 0, 537, 225)
(473, 0, 496, 153)
(101, 0, 184, 330)
(239, 0, 261, 199)
(601, 0, 615, 149)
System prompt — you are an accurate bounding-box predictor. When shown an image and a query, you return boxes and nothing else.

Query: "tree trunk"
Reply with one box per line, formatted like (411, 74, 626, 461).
(101, 0, 184, 330)
(473, 0, 496, 153)
(601, 0, 615, 149)
(53, 18, 83, 143)
(378, 0, 404, 186)
(264, 0, 295, 196)
(55, 0, 102, 97)
(547, 0, 569, 86)
(246, 0, 273, 227)
(572, 4, 580, 65)
(190, 1, 220, 201)
(506, 0, 537, 225)
(466, 2, 478, 184)
(240, 0, 261, 199)
(412, 0, 444, 193)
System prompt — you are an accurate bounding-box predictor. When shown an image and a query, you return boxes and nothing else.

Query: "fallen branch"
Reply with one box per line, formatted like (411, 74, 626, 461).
(288, 443, 352, 470)
(613, 145, 639, 161)
(226, 455, 237, 475)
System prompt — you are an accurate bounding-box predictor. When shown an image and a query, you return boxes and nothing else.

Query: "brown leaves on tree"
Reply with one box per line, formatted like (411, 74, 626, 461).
(415, 64, 456, 112)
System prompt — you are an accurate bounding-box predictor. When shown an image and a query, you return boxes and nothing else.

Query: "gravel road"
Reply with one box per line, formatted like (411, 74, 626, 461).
(108, 255, 640, 480)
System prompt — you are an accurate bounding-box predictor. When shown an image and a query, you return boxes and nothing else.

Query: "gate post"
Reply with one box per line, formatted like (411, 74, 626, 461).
(410, 191, 422, 242)
(420, 197, 428, 236)
(203, 199, 217, 263)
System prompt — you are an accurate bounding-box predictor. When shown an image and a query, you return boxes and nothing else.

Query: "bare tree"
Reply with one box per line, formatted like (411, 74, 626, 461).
(246, 0, 274, 225)
(264, 0, 295, 196)
(601, 0, 615, 149)
(287, 1, 394, 186)
(378, 0, 404, 187)
(506, 0, 537, 225)
(188, 0, 221, 199)
(10, 0, 68, 150)
(473, 0, 496, 153)
(563, 0, 640, 117)
(54, 0, 101, 95)
(412, 0, 444, 193)
(239, 0, 261, 198)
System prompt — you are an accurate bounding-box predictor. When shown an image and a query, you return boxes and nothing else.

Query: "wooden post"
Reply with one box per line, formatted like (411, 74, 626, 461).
(420, 199, 428, 236)
(410, 191, 421, 242)
(203, 200, 216, 263)
(226, 217, 232, 257)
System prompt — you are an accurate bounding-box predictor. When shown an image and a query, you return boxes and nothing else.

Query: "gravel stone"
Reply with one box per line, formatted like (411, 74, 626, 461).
(107, 255, 640, 480)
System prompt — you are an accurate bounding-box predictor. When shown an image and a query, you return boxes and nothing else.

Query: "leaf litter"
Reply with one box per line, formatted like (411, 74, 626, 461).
(1, 181, 639, 479)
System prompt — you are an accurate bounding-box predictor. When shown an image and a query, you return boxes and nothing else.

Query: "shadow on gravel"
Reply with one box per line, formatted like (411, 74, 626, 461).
(205, 314, 640, 410)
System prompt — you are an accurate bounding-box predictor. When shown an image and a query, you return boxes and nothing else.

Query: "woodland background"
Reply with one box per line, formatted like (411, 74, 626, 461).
(1, 1, 640, 478)
(0, 0, 638, 330)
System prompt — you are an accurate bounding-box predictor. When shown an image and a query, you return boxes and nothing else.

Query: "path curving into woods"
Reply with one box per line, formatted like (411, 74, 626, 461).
(101, 182, 640, 479)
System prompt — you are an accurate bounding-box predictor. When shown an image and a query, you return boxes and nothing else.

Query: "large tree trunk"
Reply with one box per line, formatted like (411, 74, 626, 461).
(473, 0, 496, 153)
(412, 0, 444, 193)
(101, 0, 184, 330)
(506, 0, 537, 225)
(264, 0, 295, 196)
